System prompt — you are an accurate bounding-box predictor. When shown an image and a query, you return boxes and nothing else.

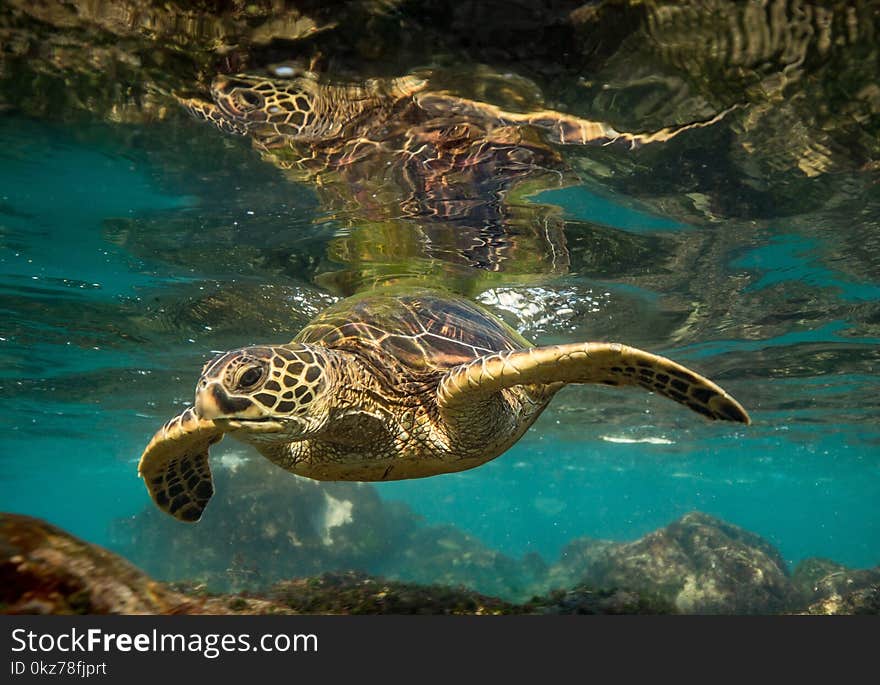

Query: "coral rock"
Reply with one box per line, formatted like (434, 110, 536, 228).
(0, 513, 195, 614)
(551, 512, 795, 614)
(792, 557, 880, 615)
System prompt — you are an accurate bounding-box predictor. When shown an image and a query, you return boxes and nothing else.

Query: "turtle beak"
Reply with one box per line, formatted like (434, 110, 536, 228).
(194, 383, 226, 420)
(210, 77, 240, 118)
(194, 382, 285, 433)
(194, 382, 255, 420)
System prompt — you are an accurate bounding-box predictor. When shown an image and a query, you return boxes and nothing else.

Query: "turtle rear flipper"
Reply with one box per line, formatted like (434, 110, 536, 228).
(137, 408, 225, 522)
(437, 342, 750, 424)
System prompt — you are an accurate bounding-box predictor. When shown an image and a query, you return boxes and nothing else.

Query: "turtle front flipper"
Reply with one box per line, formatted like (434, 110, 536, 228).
(415, 93, 739, 148)
(512, 105, 741, 148)
(437, 342, 750, 424)
(137, 407, 225, 522)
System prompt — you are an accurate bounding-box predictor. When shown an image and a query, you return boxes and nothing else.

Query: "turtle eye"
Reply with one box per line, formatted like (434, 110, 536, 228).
(235, 90, 263, 110)
(238, 365, 265, 390)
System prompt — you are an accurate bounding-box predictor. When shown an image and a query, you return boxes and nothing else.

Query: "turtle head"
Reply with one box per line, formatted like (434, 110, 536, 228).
(194, 343, 334, 441)
(209, 73, 325, 139)
(186, 72, 427, 145)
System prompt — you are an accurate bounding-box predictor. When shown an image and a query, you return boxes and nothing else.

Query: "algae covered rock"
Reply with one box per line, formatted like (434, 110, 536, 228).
(268, 571, 520, 615)
(116, 469, 799, 612)
(5, 511, 877, 615)
(0, 511, 514, 615)
(544, 536, 622, 591)
(551, 512, 795, 614)
(528, 585, 676, 615)
(0, 513, 196, 614)
(792, 557, 880, 615)
(802, 587, 880, 616)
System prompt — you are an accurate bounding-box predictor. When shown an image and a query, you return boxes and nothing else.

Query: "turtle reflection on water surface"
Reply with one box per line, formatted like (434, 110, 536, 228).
(178, 70, 735, 208)
(139, 290, 749, 522)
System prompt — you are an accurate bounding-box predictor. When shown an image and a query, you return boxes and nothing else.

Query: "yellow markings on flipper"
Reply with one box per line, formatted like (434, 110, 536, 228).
(137, 408, 225, 522)
(437, 342, 750, 424)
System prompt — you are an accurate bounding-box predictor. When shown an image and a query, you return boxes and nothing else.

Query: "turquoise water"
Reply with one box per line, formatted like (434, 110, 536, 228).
(2, 1, 880, 601)
(1, 111, 877, 580)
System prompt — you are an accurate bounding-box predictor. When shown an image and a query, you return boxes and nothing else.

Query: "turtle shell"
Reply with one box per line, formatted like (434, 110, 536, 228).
(294, 290, 531, 381)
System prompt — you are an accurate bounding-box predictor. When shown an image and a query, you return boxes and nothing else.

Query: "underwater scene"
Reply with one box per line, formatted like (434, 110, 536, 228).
(1, 0, 879, 615)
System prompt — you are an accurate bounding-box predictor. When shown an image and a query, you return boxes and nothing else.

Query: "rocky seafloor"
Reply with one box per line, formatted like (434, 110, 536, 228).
(3, 504, 877, 615)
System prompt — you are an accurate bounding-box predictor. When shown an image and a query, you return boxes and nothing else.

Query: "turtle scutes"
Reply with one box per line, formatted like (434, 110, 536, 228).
(138, 290, 750, 522)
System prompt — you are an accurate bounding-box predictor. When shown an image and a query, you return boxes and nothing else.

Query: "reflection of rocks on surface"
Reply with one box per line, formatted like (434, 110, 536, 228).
(0, 0, 334, 122)
(5, 0, 877, 216)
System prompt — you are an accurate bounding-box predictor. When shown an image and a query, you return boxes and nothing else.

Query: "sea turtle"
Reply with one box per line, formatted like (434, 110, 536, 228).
(138, 289, 749, 522)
